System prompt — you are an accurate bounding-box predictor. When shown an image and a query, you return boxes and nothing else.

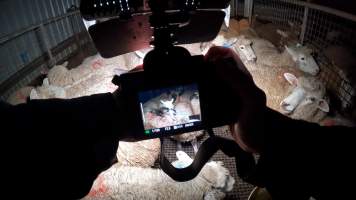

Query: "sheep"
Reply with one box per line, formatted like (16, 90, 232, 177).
(170, 90, 205, 152)
(238, 33, 319, 76)
(46, 52, 141, 99)
(279, 73, 330, 123)
(212, 18, 319, 76)
(171, 100, 204, 153)
(202, 22, 319, 76)
(6, 86, 34, 105)
(47, 52, 140, 89)
(47, 61, 76, 87)
(222, 29, 330, 123)
(30, 78, 66, 100)
(142, 90, 205, 153)
(116, 138, 161, 167)
(235, 51, 329, 123)
(64, 73, 118, 98)
(83, 153, 235, 200)
(199, 18, 251, 55)
(240, 60, 304, 112)
(254, 21, 320, 76)
(47, 61, 94, 88)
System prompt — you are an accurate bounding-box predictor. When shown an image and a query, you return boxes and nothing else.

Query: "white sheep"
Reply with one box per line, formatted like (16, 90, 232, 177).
(220, 31, 329, 122)
(142, 91, 204, 153)
(47, 60, 94, 88)
(116, 139, 161, 168)
(238, 56, 330, 123)
(30, 78, 66, 100)
(209, 22, 319, 76)
(242, 61, 304, 113)
(280, 73, 330, 123)
(83, 153, 235, 200)
(47, 61, 75, 87)
(171, 100, 204, 152)
(238, 33, 319, 76)
(46, 52, 141, 99)
(47, 52, 139, 90)
(6, 86, 34, 105)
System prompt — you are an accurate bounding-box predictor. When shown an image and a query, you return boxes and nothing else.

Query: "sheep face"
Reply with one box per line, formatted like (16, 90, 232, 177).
(235, 37, 257, 62)
(280, 73, 329, 118)
(285, 44, 319, 76)
(200, 161, 235, 192)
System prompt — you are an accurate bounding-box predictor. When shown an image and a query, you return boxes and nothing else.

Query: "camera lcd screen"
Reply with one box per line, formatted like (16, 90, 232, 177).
(139, 84, 202, 135)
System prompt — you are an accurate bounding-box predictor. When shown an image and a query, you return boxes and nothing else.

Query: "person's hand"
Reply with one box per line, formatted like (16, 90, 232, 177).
(205, 46, 267, 153)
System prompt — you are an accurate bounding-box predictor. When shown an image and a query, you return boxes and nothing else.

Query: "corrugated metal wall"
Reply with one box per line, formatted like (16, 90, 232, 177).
(0, 0, 92, 101)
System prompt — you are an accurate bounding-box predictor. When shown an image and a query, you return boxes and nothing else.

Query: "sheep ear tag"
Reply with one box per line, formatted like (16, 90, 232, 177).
(284, 73, 298, 86)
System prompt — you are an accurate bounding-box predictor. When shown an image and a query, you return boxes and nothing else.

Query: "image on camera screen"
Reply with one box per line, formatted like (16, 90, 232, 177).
(139, 84, 202, 135)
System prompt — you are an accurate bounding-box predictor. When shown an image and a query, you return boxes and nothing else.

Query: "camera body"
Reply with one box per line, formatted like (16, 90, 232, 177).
(80, 1, 257, 182)
(113, 47, 241, 140)
(80, 0, 241, 139)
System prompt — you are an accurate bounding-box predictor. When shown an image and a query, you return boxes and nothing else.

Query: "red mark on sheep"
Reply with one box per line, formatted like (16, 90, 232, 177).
(16, 91, 26, 101)
(91, 60, 103, 70)
(87, 175, 108, 197)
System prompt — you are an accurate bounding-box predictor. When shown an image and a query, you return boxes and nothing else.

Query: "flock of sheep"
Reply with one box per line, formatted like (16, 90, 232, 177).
(5, 18, 356, 199)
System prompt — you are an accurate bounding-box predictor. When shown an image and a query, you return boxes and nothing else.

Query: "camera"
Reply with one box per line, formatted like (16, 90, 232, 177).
(112, 47, 242, 140)
(80, 0, 241, 139)
(80, 0, 256, 182)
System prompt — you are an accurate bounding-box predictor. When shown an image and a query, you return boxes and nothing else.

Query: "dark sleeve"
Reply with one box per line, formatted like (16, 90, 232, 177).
(0, 93, 121, 199)
(255, 108, 356, 200)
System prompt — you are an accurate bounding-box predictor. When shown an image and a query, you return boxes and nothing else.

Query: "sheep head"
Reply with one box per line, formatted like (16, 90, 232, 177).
(234, 35, 257, 62)
(280, 73, 329, 121)
(285, 44, 319, 76)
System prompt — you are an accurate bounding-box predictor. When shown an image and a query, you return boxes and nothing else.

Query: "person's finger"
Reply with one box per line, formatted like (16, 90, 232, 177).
(205, 46, 266, 106)
(229, 123, 258, 153)
(205, 46, 252, 78)
(129, 64, 144, 72)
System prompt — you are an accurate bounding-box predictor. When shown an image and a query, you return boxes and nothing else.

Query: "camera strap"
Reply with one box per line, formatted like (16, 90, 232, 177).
(159, 130, 257, 183)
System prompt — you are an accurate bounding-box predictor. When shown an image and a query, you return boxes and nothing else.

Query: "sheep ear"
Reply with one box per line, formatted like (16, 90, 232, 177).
(318, 99, 330, 113)
(62, 61, 69, 67)
(276, 29, 288, 38)
(176, 151, 192, 162)
(43, 78, 49, 86)
(30, 89, 39, 100)
(135, 51, 145, 59)
(284, 73, 298, 86)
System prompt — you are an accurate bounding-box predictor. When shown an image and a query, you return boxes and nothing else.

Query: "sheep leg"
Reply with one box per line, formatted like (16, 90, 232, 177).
(191, 138, 199, 154)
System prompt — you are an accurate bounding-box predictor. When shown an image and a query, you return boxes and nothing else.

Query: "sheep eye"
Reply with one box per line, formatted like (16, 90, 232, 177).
(300, 57, 305, 61)
(240, 46, 245, 50)
(308, 97, 316, 102)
